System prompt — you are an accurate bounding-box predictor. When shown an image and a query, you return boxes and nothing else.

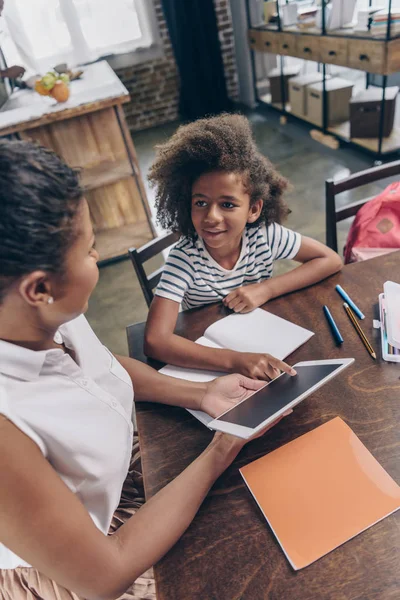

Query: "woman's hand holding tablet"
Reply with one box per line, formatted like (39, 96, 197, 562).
(208, 359, 354, 439)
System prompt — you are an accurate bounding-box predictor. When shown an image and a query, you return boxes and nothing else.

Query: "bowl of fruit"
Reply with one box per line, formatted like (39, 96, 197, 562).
(34, 71, 70, 103)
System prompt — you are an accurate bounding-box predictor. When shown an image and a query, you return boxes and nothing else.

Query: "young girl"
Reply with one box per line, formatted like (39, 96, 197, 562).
(145, 114, 342, 380)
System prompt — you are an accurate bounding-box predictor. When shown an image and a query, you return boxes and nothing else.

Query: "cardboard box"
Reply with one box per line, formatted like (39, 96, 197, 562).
(288, 73, 326, 118)
(268, 65, 301, 104)
(307, 78, 354, 127)
(264, 0, 277, 24)
(350, 87, 398, 138)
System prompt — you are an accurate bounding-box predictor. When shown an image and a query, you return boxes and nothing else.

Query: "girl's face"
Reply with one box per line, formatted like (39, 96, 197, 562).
(191, 171, 262, 252)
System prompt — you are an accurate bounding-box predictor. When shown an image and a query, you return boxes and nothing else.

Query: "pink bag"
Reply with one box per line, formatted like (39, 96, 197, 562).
(344, 182, 400, 264)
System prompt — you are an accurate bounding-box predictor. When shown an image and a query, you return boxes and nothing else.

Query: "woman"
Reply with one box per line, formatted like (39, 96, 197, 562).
(0, 1, 26, 81)
(0, 140, 287, 600)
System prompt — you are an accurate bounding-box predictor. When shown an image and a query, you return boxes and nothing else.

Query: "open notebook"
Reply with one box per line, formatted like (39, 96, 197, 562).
(159, 308, 314, 425)
(240, 417, 400, 570)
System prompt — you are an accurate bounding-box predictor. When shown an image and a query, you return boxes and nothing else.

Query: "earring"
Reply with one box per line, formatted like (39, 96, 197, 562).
(47, 297, 54, 305)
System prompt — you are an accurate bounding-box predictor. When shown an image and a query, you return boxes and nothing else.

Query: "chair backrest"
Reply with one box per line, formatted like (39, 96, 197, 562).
(128, 231, 179, 307)
(325, 159, 400, 253)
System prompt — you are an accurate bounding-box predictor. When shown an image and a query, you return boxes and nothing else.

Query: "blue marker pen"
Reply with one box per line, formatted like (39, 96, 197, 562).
(335, 285, 365, 320)
(323, 305, 344, 345)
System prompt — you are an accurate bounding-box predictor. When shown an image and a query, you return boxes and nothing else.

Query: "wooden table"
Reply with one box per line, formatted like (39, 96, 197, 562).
(0, 61, 155, 264)
(127, 253, 400, 600)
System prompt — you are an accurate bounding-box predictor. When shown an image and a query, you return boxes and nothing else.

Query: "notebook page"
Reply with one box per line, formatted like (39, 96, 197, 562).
(159, 337, 226, 426)
(204, 308, 314, 359)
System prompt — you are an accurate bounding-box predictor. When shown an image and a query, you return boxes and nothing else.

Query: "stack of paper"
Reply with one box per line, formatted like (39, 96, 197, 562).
(370, 10, 400, 36)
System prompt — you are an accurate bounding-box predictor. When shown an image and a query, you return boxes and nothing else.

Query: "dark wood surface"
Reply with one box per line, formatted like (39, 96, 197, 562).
(127, 252, 400, 600)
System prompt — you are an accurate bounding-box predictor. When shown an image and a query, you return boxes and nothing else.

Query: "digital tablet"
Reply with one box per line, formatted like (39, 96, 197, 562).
(208, 359, 354, 439)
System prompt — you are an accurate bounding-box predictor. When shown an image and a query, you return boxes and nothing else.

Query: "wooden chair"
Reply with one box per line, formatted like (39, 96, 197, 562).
(128, 231, 179, 307)
(325, 159, 400, 253)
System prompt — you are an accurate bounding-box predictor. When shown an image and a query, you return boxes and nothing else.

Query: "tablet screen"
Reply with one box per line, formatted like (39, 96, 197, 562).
(215, 364, 340, 429)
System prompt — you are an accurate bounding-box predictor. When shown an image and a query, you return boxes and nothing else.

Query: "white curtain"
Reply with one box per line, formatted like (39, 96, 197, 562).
(1, 0, 154, 75)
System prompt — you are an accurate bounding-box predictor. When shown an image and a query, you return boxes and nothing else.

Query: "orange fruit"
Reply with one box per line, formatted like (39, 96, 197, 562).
(50, 81, 70, 103)
(34, 80, 50, 96)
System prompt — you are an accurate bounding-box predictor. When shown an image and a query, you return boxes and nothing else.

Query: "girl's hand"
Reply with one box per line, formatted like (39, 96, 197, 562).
(223, 282, 271, 313)
(231, 351, 296, 381)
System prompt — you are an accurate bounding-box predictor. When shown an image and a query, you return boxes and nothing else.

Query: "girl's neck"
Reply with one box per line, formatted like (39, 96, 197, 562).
(203, 234, 243, 270)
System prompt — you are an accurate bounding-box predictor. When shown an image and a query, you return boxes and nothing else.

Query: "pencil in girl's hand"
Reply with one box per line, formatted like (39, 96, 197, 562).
(343, 303, 376, 360)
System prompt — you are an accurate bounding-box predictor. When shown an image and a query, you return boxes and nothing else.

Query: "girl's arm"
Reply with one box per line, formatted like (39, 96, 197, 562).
(115, 354, 266, 418)
(223, 237, 342, 313)
(0, 415, 248, 600)
(144, 296, 294, 380)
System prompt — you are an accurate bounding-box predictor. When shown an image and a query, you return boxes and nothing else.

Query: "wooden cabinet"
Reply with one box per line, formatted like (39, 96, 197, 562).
(0, 62, 155, 264)
(386, 38, 400, 74)
(248, 27, 400, 156)
(348, 39, 386, 74)
(248, 28, 400, 75)
(319, 36, 348, 67)
(248, 30, 278, 53)
(277, 33, 297, 56)
(296, 35, 321, 62)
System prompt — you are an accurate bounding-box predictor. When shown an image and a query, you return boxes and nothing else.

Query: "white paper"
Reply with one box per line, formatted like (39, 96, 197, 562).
(204, 308, 314, 359)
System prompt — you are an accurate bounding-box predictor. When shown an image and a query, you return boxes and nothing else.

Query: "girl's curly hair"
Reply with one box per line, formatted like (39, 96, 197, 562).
(149, 113, 290, 239)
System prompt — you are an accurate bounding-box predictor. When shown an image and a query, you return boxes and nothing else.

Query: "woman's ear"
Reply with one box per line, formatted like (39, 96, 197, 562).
(18, 271, 53, 307)
(247, 199, 263, 223)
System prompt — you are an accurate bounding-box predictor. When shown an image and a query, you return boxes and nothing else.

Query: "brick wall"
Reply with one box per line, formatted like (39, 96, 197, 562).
(117, 0, 239, 132)
(214, 0, 239, 102)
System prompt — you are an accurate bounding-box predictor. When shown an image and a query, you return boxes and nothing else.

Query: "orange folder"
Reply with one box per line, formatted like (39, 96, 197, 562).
(240, 417, 400, 570)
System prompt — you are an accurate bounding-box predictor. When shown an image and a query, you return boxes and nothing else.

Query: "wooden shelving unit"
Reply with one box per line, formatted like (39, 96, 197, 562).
(0, 62, 155, 266)
(247, 2, 400, 159)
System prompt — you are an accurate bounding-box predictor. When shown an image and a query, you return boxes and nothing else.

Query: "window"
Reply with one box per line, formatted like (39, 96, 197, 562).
(0, 0, 158, 75)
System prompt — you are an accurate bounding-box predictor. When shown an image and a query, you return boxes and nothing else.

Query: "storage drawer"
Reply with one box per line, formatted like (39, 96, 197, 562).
(277, 33, 297, 56)
(295, 35, 321, 62)
(248, 30, 263, 52)
(348, 39, 386, 74)
(320, 36, 348, 67)
(259, 31, 279, 53)
(387, 38, 400, 74)
(248, 30, 278, 54)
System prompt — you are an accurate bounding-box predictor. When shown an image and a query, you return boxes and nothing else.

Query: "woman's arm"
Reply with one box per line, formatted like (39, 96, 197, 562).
(0, 415, 257, 600)
(116, 355, 267, 418)
(143, 297, 294, 380)
(223, 237, 343, 313)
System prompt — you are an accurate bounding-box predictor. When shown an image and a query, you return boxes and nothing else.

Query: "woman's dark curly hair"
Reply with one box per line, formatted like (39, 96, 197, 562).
(149, 113, 290, 239)
(0, 140, 83, 302)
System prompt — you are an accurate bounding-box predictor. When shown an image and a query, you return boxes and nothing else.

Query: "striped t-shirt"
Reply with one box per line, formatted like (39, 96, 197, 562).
(155, 222, 301, 310)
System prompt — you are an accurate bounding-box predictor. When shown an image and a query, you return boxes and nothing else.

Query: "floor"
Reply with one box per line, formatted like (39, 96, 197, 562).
(85, 107, 389, 356)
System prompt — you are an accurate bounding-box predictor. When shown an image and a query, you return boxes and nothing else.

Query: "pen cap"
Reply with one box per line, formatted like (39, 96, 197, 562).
(383, 281, 400, 349)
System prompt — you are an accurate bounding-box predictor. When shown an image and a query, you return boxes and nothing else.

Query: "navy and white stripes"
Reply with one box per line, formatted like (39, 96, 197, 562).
(156, 222, 301, 310)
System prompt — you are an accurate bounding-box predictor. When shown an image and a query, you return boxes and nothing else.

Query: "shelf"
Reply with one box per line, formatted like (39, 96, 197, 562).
(258, 94, 400, 155)
(81, 159, 132, 191)
(328, 122, 400, 154)
(96, 220, 154, 265)
(249, 27, 400, 74)
(329, 28, 400, 41)
(258, 94, 315, 124)
(253, 23, 400, 41)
